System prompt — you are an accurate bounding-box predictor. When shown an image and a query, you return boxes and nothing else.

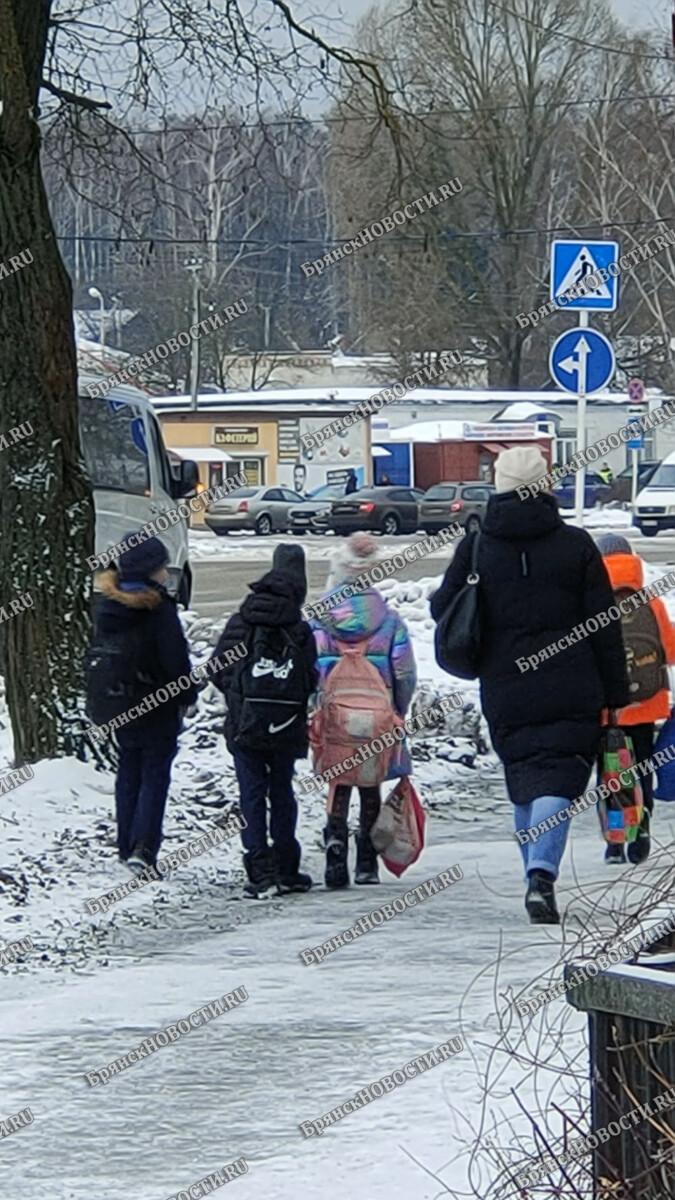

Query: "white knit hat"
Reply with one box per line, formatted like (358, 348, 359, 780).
(327, 532, 381, 589)
(494, 445, 549, 495)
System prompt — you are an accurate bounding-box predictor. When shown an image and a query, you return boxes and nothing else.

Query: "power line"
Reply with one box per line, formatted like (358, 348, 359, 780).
(96, 91, 674, 139)
(486, 0, 672, 62)
(56, 214, 675, 247)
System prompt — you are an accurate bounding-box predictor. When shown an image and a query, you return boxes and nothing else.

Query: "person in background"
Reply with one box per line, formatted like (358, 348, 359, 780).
(431, 446, 629, 924)
(310, 534, 417, 887)
(211, 544, 317, 898)
(94, 536, 198, 872)
(599, 462, 614, 485)
(378, 472, 392, 486)
(595, 533, 675, 864)
(345, 469, 358, 494)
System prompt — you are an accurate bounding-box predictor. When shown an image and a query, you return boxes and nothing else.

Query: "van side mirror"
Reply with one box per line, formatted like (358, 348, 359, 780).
(172, 459, 200, 498)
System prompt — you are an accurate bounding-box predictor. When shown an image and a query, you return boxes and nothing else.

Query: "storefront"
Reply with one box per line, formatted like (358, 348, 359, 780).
(151, 390, 373, 522)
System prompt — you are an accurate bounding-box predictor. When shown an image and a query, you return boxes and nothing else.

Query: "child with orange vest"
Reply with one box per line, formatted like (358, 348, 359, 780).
(596, 534, 675, 864)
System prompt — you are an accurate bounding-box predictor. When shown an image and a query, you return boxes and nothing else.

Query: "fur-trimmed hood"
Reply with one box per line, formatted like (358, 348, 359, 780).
(98, 569, 164, 610)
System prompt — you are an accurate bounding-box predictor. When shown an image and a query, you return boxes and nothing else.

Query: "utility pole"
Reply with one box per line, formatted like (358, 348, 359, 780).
(185, 258, 203, 411)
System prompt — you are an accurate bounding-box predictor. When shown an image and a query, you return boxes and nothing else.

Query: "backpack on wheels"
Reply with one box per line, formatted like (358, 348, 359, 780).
(229, 626, 308, 752)
(614, 585, 667, 702)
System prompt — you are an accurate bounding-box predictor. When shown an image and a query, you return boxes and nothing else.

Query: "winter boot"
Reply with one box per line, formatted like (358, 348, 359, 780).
(354, 831, 379, 885)
(605, 843, 626, 865)
(243, 848, 276, 899)
(627, 810, 651, 865)
(324, 819, 349, 889)
(525, 869, 559, 925)
(127, 842, 156, 874)
(273, 844, 313, 895)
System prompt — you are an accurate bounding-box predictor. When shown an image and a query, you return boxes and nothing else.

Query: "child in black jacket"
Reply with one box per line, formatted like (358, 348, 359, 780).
(212, 544, 317, 898)
(93, 535, 197, 871)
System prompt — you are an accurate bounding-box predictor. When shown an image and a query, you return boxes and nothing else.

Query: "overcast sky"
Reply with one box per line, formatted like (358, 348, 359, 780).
(332, 0, 671, 36)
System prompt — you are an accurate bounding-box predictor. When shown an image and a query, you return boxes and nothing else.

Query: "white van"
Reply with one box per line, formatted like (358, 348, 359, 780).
(79, 377, 198, 605)
(633, 452, 674, 537)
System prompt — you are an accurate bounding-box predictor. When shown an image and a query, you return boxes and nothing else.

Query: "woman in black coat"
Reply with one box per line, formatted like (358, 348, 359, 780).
(431, 446, 629, 923)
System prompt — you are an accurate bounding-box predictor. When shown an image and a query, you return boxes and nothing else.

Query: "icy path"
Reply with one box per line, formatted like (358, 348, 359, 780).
(3, 801, 675, 1200)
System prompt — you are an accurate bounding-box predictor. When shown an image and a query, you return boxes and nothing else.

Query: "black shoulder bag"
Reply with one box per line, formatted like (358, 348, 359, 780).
(434, 533, 483, 680)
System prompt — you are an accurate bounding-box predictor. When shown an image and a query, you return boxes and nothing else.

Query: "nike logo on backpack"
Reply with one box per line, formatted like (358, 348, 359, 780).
(268, 716, 297, 734)
(252, 657, 294, 680)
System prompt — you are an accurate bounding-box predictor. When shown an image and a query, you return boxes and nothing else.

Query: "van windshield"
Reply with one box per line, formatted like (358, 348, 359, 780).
(79, 396, 150, 495)
(645, 464, 675, 489)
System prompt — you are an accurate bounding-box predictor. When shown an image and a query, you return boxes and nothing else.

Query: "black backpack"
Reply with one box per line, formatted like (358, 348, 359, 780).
(614, 585, 667, 703)
(85, 623, 154, 726)
(228, 625, 308, 752)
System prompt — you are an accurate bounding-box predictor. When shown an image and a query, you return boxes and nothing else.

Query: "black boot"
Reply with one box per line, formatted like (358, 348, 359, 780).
(605, 843, 626, 865)
(273, 844, 313, 894)
(525, 869, 559, 925)
(242, 848, 276, 899)
(324, 820, 349, 889)
(627, 810, 651, 865)
(355, 831, 379, 884)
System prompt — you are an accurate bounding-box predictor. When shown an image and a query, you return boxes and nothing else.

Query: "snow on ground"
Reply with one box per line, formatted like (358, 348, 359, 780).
(1, 578, 674, 1198)
(190, 510, 636, 561)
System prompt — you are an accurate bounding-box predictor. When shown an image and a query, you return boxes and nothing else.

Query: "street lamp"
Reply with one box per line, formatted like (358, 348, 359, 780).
(184, 259, 203, 411)
(88, 286, 105, 357)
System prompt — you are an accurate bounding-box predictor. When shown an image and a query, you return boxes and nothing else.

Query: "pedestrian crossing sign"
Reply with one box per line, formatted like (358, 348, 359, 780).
(550, 239, 619, 311)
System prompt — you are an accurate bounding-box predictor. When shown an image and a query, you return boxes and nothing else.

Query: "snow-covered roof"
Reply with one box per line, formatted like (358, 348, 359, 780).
(494, 401, 558, 421)
(150, 386, 671, 412)
(390, 420, 467, 442)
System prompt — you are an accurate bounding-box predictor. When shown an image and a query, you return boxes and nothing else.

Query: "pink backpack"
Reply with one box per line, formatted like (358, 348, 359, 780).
(311, 638, 402, 787)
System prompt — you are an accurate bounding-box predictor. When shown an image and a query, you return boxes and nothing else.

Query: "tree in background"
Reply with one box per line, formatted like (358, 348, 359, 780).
(327, 0, 674, 388)
(0, 0, 389, 760)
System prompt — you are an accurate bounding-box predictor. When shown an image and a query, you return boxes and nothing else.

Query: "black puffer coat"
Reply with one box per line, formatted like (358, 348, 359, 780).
(431, 492, 629, 805)
(95, 570, 197, 746)
(211, 571, 317, 756)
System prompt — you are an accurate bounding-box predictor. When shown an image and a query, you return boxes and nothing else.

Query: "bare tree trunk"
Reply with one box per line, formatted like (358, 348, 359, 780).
(0, 0, 94, 761)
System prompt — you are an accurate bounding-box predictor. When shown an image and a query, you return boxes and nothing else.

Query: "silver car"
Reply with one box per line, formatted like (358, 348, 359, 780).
(204, 486, 307, 536)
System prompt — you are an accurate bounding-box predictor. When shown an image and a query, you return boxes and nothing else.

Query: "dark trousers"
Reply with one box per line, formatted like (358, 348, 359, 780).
(330, 785, 381, 834)
(115, 737, 177, 861)
(626, 723, 655, 812)
(232, 747, 300, 873)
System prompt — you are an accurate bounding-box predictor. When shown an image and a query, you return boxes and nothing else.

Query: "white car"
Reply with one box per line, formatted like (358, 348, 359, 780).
(633, 453, 675, 538)
(79, 377, 198, 604)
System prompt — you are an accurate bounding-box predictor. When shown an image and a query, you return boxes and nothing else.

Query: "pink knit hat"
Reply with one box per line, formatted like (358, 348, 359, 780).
(327, 533, 381, 588)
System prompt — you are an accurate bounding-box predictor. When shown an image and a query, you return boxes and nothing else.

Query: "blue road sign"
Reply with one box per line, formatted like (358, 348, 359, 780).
(549, 328, 615, 395)
(550, 240, 619, 311)
(627, 419, 644, 450)
(131, 416, 148, 456)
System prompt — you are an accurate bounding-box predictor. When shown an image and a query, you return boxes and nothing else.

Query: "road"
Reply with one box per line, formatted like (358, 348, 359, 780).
(190, 528, 675, 617)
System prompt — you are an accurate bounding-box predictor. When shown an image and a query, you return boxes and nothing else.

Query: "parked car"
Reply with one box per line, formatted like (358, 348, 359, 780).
(288, 483, 349, 535)
(419, 481, 494, 535)
(633, 454, 675, 536)
(607, 461, 660, 506)
(553, 472, 612, 509)
(204, 486, 306, 536)
(327, 486, 424, 536)
(80, 377, 197, 606)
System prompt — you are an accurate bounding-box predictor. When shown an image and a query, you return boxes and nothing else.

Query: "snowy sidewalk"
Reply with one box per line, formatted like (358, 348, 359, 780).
(3, 799, 675, 1200)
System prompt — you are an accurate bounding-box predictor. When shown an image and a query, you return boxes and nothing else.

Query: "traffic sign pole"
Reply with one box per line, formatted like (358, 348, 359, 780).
(631, 448, 638, 506)
(574, 312, 589, 526)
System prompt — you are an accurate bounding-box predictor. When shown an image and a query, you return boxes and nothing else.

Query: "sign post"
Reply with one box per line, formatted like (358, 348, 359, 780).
(626, 385, 646, 506)
(549, 240, 619, 526)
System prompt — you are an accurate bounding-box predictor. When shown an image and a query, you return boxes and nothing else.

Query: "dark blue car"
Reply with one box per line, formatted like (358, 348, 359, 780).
(553, 471, 612, 509)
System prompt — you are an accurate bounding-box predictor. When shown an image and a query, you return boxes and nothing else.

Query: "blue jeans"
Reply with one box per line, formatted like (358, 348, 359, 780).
(514, 795, 572, 880)
(232, 747, 300, 874)
(115, 737, 177, 861)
